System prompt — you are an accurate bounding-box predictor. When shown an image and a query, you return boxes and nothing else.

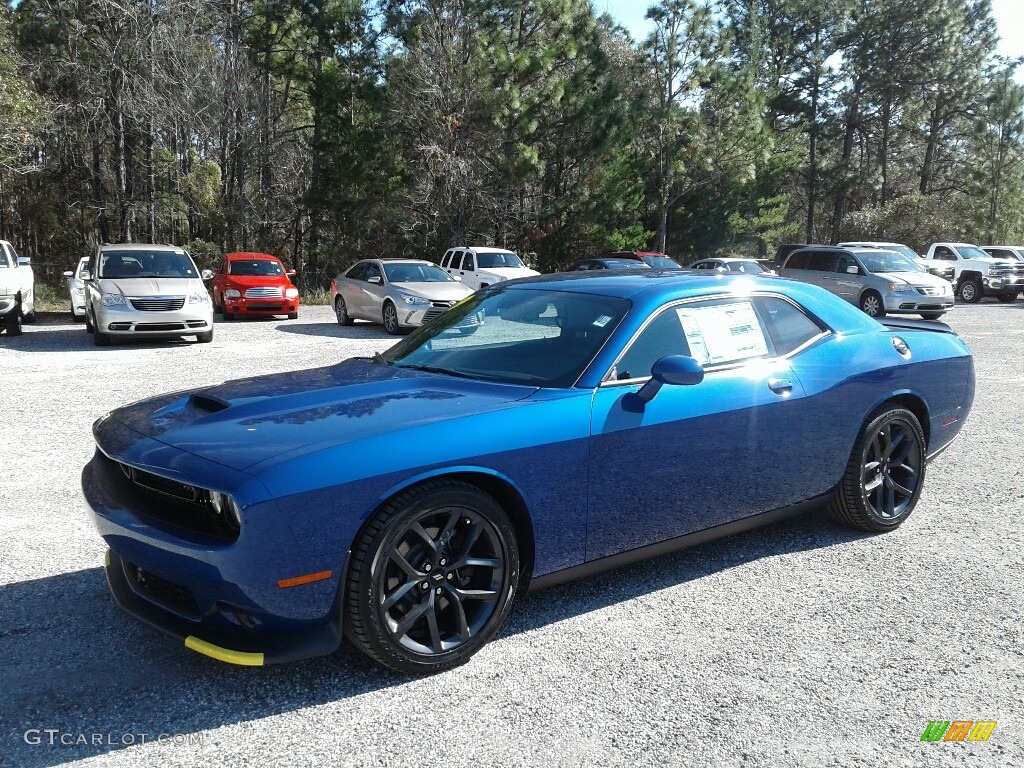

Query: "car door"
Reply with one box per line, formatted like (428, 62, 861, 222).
(458, 252, 478, 289)
(832, 252, 863, 304)
(339, 262, 370, 319)
(803, 250, 839, 293)
(586, 294, 827, 560)
(361, 262, 386, 319)
(445, 250, 464, 281)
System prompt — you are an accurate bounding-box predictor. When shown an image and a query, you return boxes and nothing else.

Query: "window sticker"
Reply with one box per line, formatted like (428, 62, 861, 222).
(592, 315, 612, 328)
(675, 301, 769, 365)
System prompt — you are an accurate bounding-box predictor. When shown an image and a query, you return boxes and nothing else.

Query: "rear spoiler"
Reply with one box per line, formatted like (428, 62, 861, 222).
(879, 317, 957, 335)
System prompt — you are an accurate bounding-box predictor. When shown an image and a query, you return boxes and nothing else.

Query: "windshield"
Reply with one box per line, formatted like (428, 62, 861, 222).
(858, 251, 923, 273)
(727, 261, 766, 273)
(958, 245, 993, 260)
(99, 250, 199, 279)
(477, 252, 525, 269)
(383, 263, 454, 283)
(381, 288, 630, 387)
(229, 259, 284, 276)
(642, 255, 683, 269)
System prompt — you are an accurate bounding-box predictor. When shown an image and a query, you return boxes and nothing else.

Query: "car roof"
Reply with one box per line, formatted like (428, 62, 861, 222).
(100, 243, 185, 253)
(837, 241, 909, 248)
(790, 245, 894, 256)
(451, 246, 515, 254)
(367, 258, 434, 265)
(226, 251, 281, 261)
(694, 257, 757, 263)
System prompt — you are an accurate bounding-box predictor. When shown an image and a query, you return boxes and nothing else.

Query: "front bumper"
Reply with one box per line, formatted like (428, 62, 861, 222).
(82, 440, 345, 665)
(94, 301, 213, 337)
(982, 276, 1024, 293)
(224, 296, 299, 316)
(399, 304, 482, 328)
(884, 293, 955, 313)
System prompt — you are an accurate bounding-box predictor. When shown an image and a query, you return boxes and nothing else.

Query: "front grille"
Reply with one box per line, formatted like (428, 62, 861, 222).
(125, 561, 200, 619)
(244, 286, 283, 298)
(915, 286, 943, 296)
(244, 304, 283, 312)
(430, 300, 456, 308)
(423, 308, 447, 322)
(114, 458, 240, 541)
(130, 296, 186, 312)
(136, 323, 188, 331)
(121, 464, 198, 501)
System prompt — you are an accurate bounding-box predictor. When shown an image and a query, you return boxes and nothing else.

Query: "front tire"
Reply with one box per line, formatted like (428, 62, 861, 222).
(829, 407, 926, 532)
(959, 278, 982, 303)
(196, 330, 213, 343)
(344, 479, 520, 674)
(920, 311, 945, 320)
(860, 290, 885, 318)
(382, 301, 401, 335)
(997, 293, 1018, 303)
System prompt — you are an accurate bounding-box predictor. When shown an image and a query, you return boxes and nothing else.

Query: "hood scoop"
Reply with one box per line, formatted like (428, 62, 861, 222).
(189, 393, 231, 413)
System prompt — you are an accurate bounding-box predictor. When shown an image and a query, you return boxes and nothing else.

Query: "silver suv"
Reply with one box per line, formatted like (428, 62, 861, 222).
(85, 243, 214, 346)
(780, 246, 954, 319)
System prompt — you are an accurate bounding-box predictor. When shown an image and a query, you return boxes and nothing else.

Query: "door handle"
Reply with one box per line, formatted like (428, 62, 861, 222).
(768, 378, 793, 395)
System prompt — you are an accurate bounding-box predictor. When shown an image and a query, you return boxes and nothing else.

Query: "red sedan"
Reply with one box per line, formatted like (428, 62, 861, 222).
(211, 252, 300, 320)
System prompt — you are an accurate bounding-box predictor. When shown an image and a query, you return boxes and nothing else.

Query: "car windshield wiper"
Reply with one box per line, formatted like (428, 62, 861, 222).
(394, 363, 481, 380)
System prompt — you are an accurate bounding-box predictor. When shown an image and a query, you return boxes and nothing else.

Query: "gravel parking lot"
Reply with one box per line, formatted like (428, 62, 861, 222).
(1, 303, 1021, 768)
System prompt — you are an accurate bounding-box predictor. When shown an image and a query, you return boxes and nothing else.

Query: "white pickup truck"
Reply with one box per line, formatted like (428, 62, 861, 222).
(0, 239, 35, 335)
(921, 242, 1024, 303)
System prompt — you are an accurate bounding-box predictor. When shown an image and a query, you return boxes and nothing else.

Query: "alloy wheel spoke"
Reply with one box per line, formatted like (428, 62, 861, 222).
(463, 556, 501, 569)
(389, 549, 423, 579)
(455, 587, 499, 602)
(393, 596, 431, 640)
(425, 599, 443, 653)
(409, 522, 439, 555)
(437, 509, 460, 547)
(381, 578, 419, 611)
(443, 583, 471, 641)
(450, 522, 485, 567)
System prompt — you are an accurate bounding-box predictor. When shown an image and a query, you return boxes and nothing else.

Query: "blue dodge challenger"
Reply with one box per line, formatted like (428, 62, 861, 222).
(83, 271, 975, 673)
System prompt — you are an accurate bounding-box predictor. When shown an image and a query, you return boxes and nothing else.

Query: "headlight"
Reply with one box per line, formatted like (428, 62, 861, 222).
(398, 293, 430, 305)
(209, 492, 242, 530)
(188, 292, 210, 304)
(888, 283, 912, 293)
(224, 288, 241, 298)
(285, 287, 299, 299)
(101, 293, 126, 306)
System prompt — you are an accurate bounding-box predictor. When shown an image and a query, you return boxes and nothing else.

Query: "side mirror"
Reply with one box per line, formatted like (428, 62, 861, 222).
(18, 257, 31, 266)
(453, 275, 463, 282)
(63, 270, 73, 277)
(634, 355, 705, 404)
(368, 275, 382, 285)
(286, 268, 297, 277)
(846, 265, 859, 274)
(201, 269, 214, 281)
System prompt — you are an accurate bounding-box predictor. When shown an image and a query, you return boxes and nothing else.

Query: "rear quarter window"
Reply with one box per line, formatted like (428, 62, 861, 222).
(784, 251, 809, 270)
(753, 296, 826, 356)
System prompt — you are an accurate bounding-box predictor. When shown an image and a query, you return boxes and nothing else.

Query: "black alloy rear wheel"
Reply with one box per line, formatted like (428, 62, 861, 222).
(829, 407, 926, 532)
(344, 479, 520, 674)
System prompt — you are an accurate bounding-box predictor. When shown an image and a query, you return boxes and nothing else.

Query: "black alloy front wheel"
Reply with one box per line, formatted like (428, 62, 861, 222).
(829, 407, 926, 532)
(344, 479, 520, 674)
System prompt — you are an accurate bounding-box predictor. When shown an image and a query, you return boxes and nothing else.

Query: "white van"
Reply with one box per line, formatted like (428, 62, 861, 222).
(439, 246, 539, 290)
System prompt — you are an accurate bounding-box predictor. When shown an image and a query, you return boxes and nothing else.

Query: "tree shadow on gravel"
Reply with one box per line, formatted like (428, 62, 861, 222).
(274, 321, 395, 340)
(0, 313, 209, 353)
(0, 509, 864, 767)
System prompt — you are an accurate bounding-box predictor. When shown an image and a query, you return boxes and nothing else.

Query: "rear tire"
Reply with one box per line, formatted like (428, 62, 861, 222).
(23, 309, 36, 324)
(4, 308, 23, 336)
(829, 407, 926, 532)
(335, 297, 353, 326)
(344, 479, 520, 674)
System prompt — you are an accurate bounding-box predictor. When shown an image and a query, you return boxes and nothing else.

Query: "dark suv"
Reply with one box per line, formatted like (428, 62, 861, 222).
(608, 251, 683, 269)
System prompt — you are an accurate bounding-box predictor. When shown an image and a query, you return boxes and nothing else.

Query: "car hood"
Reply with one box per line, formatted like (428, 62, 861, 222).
(105, 359, 537, 470)
(220, 274, 292, 287)
(98, 277, 203, 295)
(393, 281, 474, 301)
(877, 271, 951, 288)
(479, 267, 539, 280)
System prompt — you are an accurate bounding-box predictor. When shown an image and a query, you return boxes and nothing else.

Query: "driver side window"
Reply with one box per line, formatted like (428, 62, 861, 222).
(612, 309, 692, 381)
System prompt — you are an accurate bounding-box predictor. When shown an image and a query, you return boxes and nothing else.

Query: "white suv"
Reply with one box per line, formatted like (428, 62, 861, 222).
(85, 243, 214, 346)
(439, 246, 538, 290)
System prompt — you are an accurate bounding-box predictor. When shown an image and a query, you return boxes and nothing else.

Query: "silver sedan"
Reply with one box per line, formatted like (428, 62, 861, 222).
(330, 259, 474, 334)
(63, 256, 90, 321)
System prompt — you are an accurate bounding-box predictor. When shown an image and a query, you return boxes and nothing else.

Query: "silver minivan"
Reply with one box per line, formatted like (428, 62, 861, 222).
(780, 246, 954, 319)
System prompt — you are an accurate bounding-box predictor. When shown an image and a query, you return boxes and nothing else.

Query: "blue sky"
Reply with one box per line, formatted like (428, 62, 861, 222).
(599, 0, 1024, 63)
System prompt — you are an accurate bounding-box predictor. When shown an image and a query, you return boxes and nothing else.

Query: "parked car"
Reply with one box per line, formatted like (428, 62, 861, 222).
(439, 246, 539, 289)
(837, 241, 955, 283)
(83, 270, 974, 673)
(565, 257, 650, 271)
(920, 242, 1024, 303)
(210, 252, 300, 320)
(0, 239, 35, 336)
(332, 258, 474, 334)
(64, 256, 90, 321)
(772, 243, 816, 269)
(84, 243, 214, 346)
(981, 245, 1024, 263)
(608, 250, 683, 268)
(689, 257, 773, 275)
(779, 246, 954, 319)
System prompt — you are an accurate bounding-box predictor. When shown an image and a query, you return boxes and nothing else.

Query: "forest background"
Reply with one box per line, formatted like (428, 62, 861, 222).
(2, 0, 1022, 291)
